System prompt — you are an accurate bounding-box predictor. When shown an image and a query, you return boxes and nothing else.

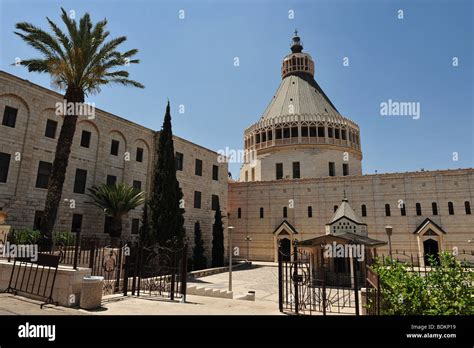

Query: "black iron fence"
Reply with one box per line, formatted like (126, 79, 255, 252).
(1, 253, 60, 308)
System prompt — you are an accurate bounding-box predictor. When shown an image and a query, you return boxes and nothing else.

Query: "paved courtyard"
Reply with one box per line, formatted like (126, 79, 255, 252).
(0, 264, 283, 315)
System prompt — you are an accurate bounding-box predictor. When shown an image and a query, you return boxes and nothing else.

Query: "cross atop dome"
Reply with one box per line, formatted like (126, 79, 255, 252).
(291, 29, 303, 53)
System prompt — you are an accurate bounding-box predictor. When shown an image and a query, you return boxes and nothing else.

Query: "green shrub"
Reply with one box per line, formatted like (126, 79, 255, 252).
(7, 228, 41, 244)
(53, 231, 75, 246)
(370, 252, 473, 315)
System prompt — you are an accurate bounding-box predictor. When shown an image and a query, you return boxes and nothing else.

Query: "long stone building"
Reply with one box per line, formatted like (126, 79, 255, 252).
(228, 33, 473, 262)
(0, 70, 228, 263)
(0, 32, 472, 265)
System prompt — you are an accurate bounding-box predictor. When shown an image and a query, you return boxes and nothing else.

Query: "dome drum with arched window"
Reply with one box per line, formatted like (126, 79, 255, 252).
(240, 32, 363, 181)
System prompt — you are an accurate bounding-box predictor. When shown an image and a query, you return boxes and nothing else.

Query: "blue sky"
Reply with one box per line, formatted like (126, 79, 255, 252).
(1, 0, 472, 178)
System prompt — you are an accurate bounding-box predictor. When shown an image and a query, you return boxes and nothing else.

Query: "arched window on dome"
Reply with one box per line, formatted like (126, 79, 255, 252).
(328, 127, 333, 138)
(276, 128, 282, 139)
(318, 127, 325, 137)
(309, 126, 317, 137)
(335, 128, 340, 139)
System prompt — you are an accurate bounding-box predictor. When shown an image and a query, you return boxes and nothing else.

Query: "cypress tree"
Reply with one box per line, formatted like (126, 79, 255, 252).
(192, 221, 207, 270)
(148, 102, 186, 247)
(211, 202, 225, 267)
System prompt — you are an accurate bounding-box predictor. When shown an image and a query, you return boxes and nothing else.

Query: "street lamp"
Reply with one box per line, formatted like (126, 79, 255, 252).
(228, 226, 235, 292)
(244, 235, 252, 262)
(385, 226, 393, 259)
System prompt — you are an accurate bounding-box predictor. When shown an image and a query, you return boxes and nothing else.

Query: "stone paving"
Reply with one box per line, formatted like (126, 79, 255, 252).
(0, 264, 283, 315)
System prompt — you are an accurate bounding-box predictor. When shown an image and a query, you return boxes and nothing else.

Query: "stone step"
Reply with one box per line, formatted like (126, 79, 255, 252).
(186, 285, 233, 299)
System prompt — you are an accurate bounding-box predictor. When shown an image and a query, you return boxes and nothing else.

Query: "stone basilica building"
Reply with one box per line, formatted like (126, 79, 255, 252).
(0, 32, 472, 264)
(228, 33, 473, 262)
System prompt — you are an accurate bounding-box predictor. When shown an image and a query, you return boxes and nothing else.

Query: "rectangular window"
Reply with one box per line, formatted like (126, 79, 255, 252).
(131, 218, 140, 235)
(256, 133, 260, 144)
(194, 191, 201, 209)
(106, 175, 117, 186)
(276, 128, 282, 139)
(136, 147, 144, 162)
(133, 180, 142, 191)
(293, 162, 300, 179)
(195, 158, 202, 176)
(211, 194, 219, 211)
(33, 211, 43, 230)
(276, 163, 283, 180)
(301, 127, 308, 137)
(73, 169, 87, 194)
(175, 152, 184, 171)
(36, 161, 52, 189)
(283, 207, 287, 218)
(0, 152, 11, 183)
(308, 206, 313, 218)
(260, 207, 264, 218)
(309, 126, 317, 137)
(341, 130, 347, 140)
(291, 127, 298, 138)
(110, 140, 119, 156)
(318, 127, 325, 137)
(343, 163, 349, 176)
(44, 119, 58, 139)
(335, 128, 340, 139)
(329, 162, 335, 177)
(71, 214, 83, 233)
(328, 128, 333, 138)
(267, 131, 273, 141)
(212, 165, 219, 181)
(237, 208, 241, 219)
(2, 106, 17, 128)
(80, 130, 91, 148)
(104, 216, 114, 234)
(283, 128, 290, 138)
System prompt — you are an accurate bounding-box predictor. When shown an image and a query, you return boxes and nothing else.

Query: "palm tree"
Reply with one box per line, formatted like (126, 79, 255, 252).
(14, 8, 144, 244)
(87, 183, 145, 246)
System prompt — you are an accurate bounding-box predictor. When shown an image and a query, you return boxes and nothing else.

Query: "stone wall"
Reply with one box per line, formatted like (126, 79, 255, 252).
(228, 169, 474, 261)
(0, 71, 228, 265)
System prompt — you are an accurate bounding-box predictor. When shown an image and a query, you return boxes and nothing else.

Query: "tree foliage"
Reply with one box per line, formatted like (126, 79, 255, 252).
(370, 252, 473, 315)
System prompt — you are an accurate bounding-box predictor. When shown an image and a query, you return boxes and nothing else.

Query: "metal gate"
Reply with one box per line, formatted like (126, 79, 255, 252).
(122, 243, 188, 301)
(278, 243, 360, 315)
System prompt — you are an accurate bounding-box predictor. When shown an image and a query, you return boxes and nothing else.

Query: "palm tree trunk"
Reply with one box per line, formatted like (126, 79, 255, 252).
(40, 87, 85, 246)
(110, 216, 123, 247)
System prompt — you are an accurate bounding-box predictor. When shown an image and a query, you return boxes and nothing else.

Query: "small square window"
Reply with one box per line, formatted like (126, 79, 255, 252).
(2, 106, 18, 128)
(136, 147, 144, 162)
(80, 131, 91, 148)
(45, 119, 58, 139)
(110, 140, 119, 156)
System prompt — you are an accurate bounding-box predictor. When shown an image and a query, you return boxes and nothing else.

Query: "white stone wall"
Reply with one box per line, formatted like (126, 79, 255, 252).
(240, 145, 362, 182)
(229, 169, 474, 261)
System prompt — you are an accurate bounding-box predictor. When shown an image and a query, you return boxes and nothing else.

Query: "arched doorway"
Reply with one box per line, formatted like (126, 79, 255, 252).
(423, 238, 439, 265)
(279, 238, 291, 261)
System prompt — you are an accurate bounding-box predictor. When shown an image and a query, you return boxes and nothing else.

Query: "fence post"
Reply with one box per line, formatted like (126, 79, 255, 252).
(293, 243, 299, 315)
(353, 257, 359, 316)
(73, 231, 80, 270)
(114, 241, 123, 293)
(131, 242, 139, 296)
(278, 247, 283, 312)
(321, 247, 326, 316)
(88, 240, 96, 270)
(170, 248, 176, 301)
(123, 252, 130, 296)
(180, 243, 188, 302)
